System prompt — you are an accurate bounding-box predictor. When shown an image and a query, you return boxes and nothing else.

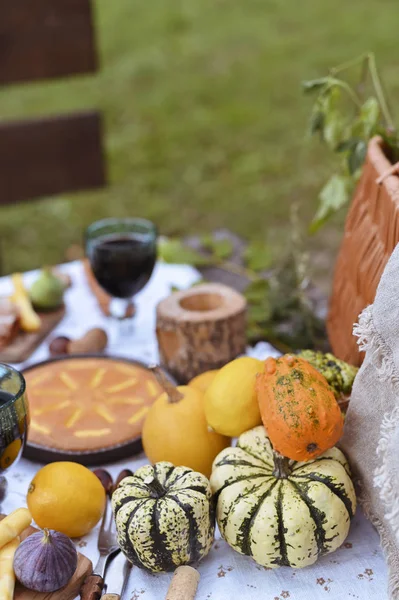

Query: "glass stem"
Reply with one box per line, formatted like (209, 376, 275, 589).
(109, 298, 134, 346)
(109, 298, 130, 320)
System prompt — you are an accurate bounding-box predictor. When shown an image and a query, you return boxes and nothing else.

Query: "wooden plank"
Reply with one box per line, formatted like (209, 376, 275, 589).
(0, 515, 93, 600)
(0, 0, 97, 84)
(0, 111, 106, 205)
(0, 305, 66, 363)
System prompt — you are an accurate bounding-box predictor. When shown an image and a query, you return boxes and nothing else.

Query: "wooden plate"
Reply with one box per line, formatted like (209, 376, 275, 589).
(0, 305, 65, 364)
(0, 514, 92, 600)
(22, 354, 173, 465)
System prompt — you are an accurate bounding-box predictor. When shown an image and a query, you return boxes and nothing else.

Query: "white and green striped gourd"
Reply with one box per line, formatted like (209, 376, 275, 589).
(112, 461, 214, 572)
(210, 426, 356, 569)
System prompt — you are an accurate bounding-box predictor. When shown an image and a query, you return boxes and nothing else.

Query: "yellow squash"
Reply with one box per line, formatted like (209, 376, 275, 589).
(142, 374, 230, 478)
(257, 355, 344, 461)
(188, 370, 219, 393)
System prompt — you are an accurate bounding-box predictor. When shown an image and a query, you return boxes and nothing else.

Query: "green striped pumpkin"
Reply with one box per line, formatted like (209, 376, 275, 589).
(112, 461, 214, 572)
(210, 426, 356, 569)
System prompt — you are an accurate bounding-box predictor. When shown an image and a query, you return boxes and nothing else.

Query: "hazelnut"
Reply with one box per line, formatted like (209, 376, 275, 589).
(49, 336, 71, 356)
(114, 469, 133, 491)
(93, 468, 114, 496)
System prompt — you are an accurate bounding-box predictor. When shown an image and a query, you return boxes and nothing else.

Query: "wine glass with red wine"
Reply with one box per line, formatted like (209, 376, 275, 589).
(0, 363, 29, 508)
(85, 218, 158, 334)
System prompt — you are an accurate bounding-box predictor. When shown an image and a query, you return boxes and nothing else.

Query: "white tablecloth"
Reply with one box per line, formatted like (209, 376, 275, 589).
(1, 261, 388, 599)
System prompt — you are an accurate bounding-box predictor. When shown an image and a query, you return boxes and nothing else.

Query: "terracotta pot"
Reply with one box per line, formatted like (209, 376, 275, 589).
(328, 136, 399, 366)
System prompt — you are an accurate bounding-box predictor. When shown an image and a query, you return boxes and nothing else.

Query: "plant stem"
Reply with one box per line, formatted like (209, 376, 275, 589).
(273, 453, 291, 479)
(43, 528, 51, 543)
(356, 55, 370, 102)
(330, 52, 370, 76)
(149, 365, 184, 403)
(331, 52, 395, 130)
(331, 79, 362, 109)
(219, 260, 258, 281)
(143, 475, 165, 498)
(367, 53, 395, 130)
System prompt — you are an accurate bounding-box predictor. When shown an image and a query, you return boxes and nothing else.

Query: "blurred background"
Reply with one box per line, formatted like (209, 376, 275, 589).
(1, 0, 398, 293)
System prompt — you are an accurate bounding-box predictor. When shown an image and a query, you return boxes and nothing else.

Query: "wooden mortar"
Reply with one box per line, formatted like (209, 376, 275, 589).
(156, 283, 247, 383)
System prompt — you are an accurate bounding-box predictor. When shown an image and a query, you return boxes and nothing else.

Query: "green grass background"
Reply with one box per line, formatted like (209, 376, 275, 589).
(1, 0, 398, 285)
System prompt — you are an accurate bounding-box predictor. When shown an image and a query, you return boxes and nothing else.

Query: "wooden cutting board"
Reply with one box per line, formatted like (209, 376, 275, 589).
(0, 306, 65, 363)
(0, 515, 92, 600)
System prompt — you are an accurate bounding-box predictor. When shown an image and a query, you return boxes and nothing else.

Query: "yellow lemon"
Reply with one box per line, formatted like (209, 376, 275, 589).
(143, 385, 230, 478)
(188, 370, 219, 394)
(27, 462, 106, 538)
(204, 357, 264, 437)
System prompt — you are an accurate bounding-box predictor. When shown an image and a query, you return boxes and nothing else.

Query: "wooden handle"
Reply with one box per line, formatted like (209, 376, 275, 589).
(165, 566, 200, 600)
(101, 595, 120, 600)
(80, 574, 104, 600)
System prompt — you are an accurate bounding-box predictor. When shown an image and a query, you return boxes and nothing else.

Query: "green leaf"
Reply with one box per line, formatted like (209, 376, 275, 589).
(310, 174, 352, 233)
(323, 109, 345, 150)
(200, 233, 213, 249)
(302, 77, 331, 94)
(348, 140, 367, 175)
(360, 97, 380, 136)
(309, 110, 325, 135)
(246, 321, 270, 344)
(243, 242, 273, 272)
(336, 138, 360, 153)
(248, 302, 271, 323)
(201, 235, 233, 261)
(244, 278, 270, 304)
(158, 238, 212, 266)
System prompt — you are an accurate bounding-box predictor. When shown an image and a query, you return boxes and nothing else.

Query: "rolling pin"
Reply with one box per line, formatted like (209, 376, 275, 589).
(165, 566, 200, 600)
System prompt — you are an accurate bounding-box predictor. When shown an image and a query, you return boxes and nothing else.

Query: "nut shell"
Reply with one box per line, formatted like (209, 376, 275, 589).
(49, 336, 71, 356)
(114, 469, 133, 492)
(93, 468, 114, 496)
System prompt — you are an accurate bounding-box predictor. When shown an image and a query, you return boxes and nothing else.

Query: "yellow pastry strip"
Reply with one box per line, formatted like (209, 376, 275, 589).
(0, 508, 31, 548)
(31, 389, 70, 397)
(59, 371, 78, 391)
(32, 400, 71, 416)
(115, 364, 138, 375)
(108, 396, 145, 406)
(65, 407, 84, 428)
(30, 421, 51, 435)
(74, 428, 111, 438)
(95, 405, 115, 424)
(106, 377, 137, 393)
(28, 373, 51, 386)
(128, 406, 149, 425)
(146, 379, 159, 398)
(0, 537, 20, 599)
(90, 368, 107, 389)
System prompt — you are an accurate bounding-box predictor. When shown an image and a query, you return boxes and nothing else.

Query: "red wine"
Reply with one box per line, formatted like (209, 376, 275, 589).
(0, 390, 13, 406)
(0, 390, 28, 474)
(89, 234, 156, 299)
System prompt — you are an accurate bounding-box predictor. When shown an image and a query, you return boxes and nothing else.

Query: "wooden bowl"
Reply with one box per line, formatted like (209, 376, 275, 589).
(156, 283, 247, 382)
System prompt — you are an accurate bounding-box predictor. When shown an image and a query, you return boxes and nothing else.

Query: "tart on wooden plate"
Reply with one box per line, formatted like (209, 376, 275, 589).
(23, 355, 165, 464)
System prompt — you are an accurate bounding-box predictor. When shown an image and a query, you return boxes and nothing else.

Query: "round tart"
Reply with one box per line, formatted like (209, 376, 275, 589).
(24, 356, 163, 459)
